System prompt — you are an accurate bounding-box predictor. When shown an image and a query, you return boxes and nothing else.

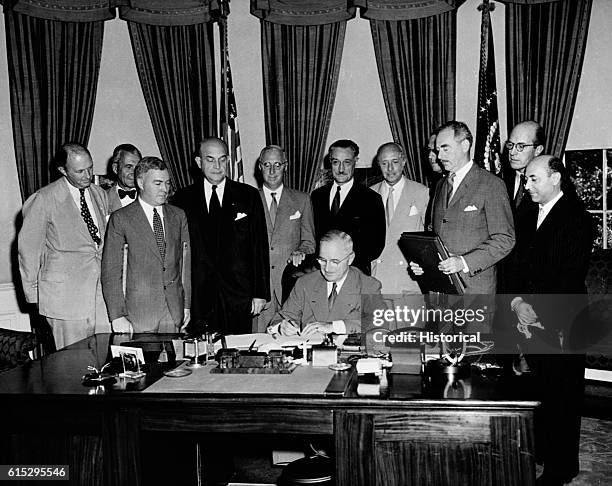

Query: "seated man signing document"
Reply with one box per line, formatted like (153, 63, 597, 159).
(268, 230, 382, 337)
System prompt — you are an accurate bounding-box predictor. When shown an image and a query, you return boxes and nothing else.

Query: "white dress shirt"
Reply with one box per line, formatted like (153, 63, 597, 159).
(537, 191, 563, 229)
(328, 272, 349, 334)
(380, 177, 405, 212)
(329, 178, 354, 210)
(138, 198, 164, 233)
(448, 160, 473, 200)
(263, 184, 284, 211)
(204, 178, 226, 210)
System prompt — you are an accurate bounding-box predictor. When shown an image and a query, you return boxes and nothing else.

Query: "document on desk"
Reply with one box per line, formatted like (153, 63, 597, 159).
(222, 332, 326, 353)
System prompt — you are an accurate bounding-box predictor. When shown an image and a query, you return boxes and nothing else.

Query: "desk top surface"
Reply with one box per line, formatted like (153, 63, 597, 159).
(0, 334, 538, 409)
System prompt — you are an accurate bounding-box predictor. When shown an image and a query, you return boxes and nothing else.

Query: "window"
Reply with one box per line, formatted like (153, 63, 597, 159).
(565, 149, 612, 248)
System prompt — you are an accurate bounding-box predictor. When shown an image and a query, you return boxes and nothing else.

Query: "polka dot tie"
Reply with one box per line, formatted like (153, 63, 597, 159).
(153, 207, 166, 261)
(79, 188, 100, 245)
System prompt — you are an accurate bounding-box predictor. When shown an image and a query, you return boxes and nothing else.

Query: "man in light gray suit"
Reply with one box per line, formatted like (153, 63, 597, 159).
(106, 144, 141, 213)
(102, 157, 191, 333)
(18, 143, 111, 349)
(411, 121, 515, 294)
(370, 142, 429, 294)
(256, 145, 316, 331)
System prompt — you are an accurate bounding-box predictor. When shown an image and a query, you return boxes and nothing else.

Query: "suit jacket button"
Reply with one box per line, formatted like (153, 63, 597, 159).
(163, 285, 167, 290)
(443, 219, 447, 223)
(271, 265, 275, 269)
(270, 247, 274, 251)
(163, 267, 166, 272)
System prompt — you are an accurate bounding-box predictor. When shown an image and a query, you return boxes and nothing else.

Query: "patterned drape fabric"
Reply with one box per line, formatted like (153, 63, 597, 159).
(261, 20, 346, 192)
(128, 20, 217, 189)
(505, 0, 592, 157)
(5, 9, 104, 200)
(370, 11, 457, 183)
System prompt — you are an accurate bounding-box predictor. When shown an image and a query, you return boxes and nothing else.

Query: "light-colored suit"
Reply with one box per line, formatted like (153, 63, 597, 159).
(101, 201, 191, 333)
(256, 187, 316, 331)
(430, 163, 515, 293)
(106, 183, 135, 213)
(370, 177, 429, 294)
(18, 178, 110, 346)
(270, 267, 382, 334)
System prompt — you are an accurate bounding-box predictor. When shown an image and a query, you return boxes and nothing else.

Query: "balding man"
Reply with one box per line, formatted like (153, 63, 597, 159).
(506, 155, 593, 485)
(370, 142, 429, 294)
(18, 143, 110, 349)
(268, 230, 382, 336)
(107, 144, 142, 212)
(256, 145, 316, 331)
(173, 137, 270, 335)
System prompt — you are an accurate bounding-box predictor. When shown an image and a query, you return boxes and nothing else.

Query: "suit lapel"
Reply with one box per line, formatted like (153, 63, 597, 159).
(448, 164, 478, 210)
(259, 189, 273, 240)
(163, 204, 177, 261)
(338, 183, 358, 217)
(310, 275, 330, 321)
(58, 179, 92, 244)
(275, 188, 293, 232)
(89, 187, 107, 241)
(133, 203, 164, 263)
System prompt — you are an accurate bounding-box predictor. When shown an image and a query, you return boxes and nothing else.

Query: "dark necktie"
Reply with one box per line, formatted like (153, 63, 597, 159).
(514, 174, 527, 207)
(270, 192, 278, 227)
(209, 184, 221, 216)
(153, 207, 165, 260)
(79, 188, 101, 245)
(445, 172, 456, 209)
(118, 188, 136, 200)
(331, 186, 341, 216)
(328, 282, 338, 312)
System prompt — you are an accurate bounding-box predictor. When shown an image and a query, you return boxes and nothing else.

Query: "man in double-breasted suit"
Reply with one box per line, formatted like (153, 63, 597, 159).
(173, 137, 270, 335)
(268, 230, 382, 336)
(506, 155, 593, 485)
(106, 144, 141, 213)
(413, 121, 515, 294)
(311, 139, 386, 275)
(18, 143, 111, 349)
(256, 145, 316, 331)
(102, 157, 191, 333)
(370, 142, 429, 294)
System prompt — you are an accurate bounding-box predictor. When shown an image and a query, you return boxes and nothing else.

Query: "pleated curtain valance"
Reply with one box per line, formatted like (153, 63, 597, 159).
(250, 0, 467, 24)
(1, 0, 223, 24)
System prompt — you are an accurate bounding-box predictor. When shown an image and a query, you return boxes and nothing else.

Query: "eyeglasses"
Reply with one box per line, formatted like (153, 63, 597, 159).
(316, 253, 353, 267)
(260, 162, 286, 171)
(505, 142, 536, 153)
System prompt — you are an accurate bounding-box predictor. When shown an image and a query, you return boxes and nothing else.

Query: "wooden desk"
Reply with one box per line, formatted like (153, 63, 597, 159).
(0, 334, 537, 486)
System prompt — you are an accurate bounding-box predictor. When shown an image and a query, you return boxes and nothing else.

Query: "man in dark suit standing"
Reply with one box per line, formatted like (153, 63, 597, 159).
(18, 143, 110, 349)
(311, 139, 385, 275)
(106, 144, 142, 213)
(173, 137, 270, 335)
(256, 145, 316, 331)
(102, 157, 191, 333)
(507, 155, 593, 486)
(412, 121, 515, 294)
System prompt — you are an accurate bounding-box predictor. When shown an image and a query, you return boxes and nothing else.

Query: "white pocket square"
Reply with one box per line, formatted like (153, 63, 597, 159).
(464, 205, 478, 212)
(408, 205, 419, 216)
(289, 211, 301, 220)
(235, 212, 247, 221)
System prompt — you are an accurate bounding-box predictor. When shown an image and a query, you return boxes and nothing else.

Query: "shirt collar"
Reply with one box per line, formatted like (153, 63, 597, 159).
(327, 271, 349, 295)
(332, 178, 354, 194)
(453, 160, 473, 180)
(383, 176, 405, 197)
(139, 197, 163, 217)
(539, 190, 564, 214)
(263, 184, 283, 199)
(204, 177, 226, 191)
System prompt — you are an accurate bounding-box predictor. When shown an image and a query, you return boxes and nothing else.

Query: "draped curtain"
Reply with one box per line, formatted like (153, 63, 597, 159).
(369, 10, 457, 184)
(4, 7, 106, 200)
(127, 21, 217, 189)
(505, 0, 592, 157)
(122, 1, 219, 190)
(260, 20, 347, 192)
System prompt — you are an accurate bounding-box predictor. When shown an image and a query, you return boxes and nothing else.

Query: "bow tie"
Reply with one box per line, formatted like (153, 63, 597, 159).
(118, 188, 136, 200)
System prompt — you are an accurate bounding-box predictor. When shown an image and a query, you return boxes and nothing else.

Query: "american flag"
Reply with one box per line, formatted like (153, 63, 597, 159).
(220, 18, 243, 182)
(474, 0, 501, 175)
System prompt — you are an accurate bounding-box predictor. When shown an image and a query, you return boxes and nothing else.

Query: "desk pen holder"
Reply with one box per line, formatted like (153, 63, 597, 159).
(184, 338, 207, 368)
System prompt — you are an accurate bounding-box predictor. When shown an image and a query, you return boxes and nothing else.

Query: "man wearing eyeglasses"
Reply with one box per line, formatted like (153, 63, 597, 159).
(172, 137, 270, 335)
(311, 139, 386, 276)
(255, 145, 316, 331)
(504, 121, 544, 217)
(268, 230, 381, 336)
